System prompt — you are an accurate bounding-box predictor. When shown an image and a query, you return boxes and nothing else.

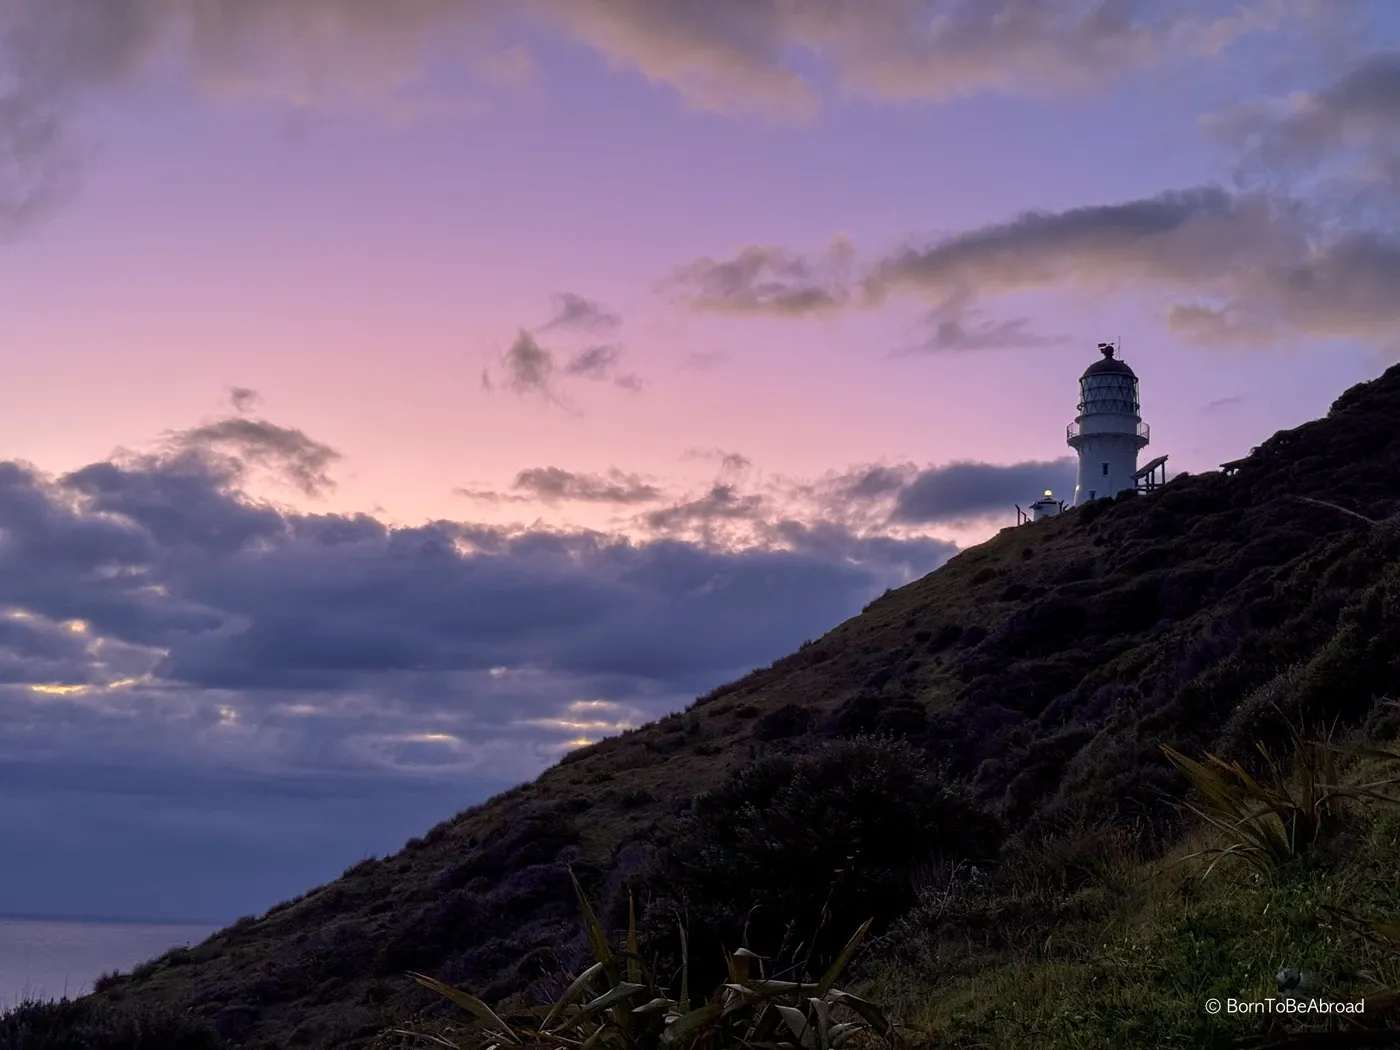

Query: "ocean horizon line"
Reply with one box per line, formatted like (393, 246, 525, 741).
(0, 912, 224, 929)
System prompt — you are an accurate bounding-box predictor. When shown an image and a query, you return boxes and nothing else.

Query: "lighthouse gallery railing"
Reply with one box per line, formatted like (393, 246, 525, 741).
(1066, 421, 1150, 443)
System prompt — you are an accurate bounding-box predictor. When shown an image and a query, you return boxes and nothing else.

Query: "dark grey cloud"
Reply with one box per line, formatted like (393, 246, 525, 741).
(644, 484, 768, 536)
(829, 464, 911, 501)
(890, 458, 1078, 524)
(513, 466, 662, 504)
(864, 187, 1298, 306)
(619, 454, 1073, 549)
(541, 292, 620, 333)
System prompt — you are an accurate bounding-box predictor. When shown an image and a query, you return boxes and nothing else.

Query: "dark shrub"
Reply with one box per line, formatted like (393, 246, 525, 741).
(0, 998, 226, 1049)
(928, 623, 963, 650)
(957, 624, 988, 648)
(751, 703, 814, 742)
(642, 735, 1002, 995)
(822, 695, 927, 740)
(619, 787, 656, 809)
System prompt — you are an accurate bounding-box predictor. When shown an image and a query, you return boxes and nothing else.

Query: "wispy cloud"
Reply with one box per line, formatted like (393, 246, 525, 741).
(457, 467, 663, 506)
(540, 292, 621, 334)
(1207, 50, 1400, 185)
(893, 299, 1070, 355)
(1202, 394, 1248, 413)
(666, 238, 855, 317)
(482, 292, 643, 406)
(159, 417, 342, 498)
(228, 386, 262, 414)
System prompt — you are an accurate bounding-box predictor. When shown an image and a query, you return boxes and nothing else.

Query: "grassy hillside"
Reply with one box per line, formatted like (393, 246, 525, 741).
(43, 364, 1400, 1048)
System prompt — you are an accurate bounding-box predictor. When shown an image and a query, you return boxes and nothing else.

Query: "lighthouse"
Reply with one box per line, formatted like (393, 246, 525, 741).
(1066, 342, 1149, 506)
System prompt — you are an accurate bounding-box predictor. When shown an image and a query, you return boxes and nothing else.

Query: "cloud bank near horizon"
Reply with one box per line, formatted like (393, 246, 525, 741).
(0, 404, 1075, 917)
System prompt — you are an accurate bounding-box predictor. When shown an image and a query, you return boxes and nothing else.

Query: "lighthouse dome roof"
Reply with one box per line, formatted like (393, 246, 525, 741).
(1083, 342, 1136, 378)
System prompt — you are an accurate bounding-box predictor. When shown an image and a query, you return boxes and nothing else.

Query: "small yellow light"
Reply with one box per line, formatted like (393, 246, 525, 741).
(1044, 489, 1053, 498)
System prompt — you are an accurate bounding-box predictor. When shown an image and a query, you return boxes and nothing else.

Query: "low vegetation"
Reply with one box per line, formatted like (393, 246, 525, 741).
(11, 719, 1400, 1049)
(0, 996, 226, 1049)
(386, 870, 894, 1050)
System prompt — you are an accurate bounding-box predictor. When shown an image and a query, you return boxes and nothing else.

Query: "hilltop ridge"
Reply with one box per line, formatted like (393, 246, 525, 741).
(89, 363, 1400, 1048)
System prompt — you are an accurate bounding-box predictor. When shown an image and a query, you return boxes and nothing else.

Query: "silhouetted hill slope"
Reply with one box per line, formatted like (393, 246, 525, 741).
(91, 365, 1400, 1048)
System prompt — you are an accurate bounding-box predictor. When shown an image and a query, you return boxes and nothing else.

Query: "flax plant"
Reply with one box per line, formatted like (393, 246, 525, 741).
(1161, 722, 1400, 878)
(395, 870, 898, 1050)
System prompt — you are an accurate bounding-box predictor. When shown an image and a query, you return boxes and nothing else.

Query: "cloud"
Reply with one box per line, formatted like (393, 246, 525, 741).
(864, 187, 1302, 307)
(676, 182, 1399, 354)
(0, 87, 80, 241)
(679, 350, 731, 371)
(1209, 51, 1400, 179)
(681, 448, 752, 474)
(562, 344, 630, 385)
(161, 417, 343, 498)
(893, 299, 1070, 355)
(1202, 394, 1247, 412)
(496, 329, 558, 399)
(512, 467, 663, 504)
(667, 238, 855, 317)
(228, 386, 262, 413)
(478, 44, 537, 89)
(484, 328, 644, 404)
(0, 0, 1340, 238)
(541, 292, 620, 333)
(1164, 230, 1400, 350)
(890, 459, 1079, 524)
(547, 0, 1316, 117)
(643, 484, 769, 538)
(616, 452, 1078, 547)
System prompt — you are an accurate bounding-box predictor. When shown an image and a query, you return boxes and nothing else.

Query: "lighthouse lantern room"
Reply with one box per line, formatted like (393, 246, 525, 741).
(1065, 342, 1150, 506)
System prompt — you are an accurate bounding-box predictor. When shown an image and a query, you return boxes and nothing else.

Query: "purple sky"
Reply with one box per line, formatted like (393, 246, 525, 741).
(1, 1, 1398, 922)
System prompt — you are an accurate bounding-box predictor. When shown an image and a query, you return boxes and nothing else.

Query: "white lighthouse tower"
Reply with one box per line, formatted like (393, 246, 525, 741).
(1066, 342, 1149, 506)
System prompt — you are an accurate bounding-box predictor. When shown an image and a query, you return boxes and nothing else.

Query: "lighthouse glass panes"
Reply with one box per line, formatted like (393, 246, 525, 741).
(1078, 373, 1140, 416)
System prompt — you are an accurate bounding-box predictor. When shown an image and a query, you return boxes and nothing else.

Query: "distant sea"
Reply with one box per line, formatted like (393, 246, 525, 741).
(0, 916, 218, 1009)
